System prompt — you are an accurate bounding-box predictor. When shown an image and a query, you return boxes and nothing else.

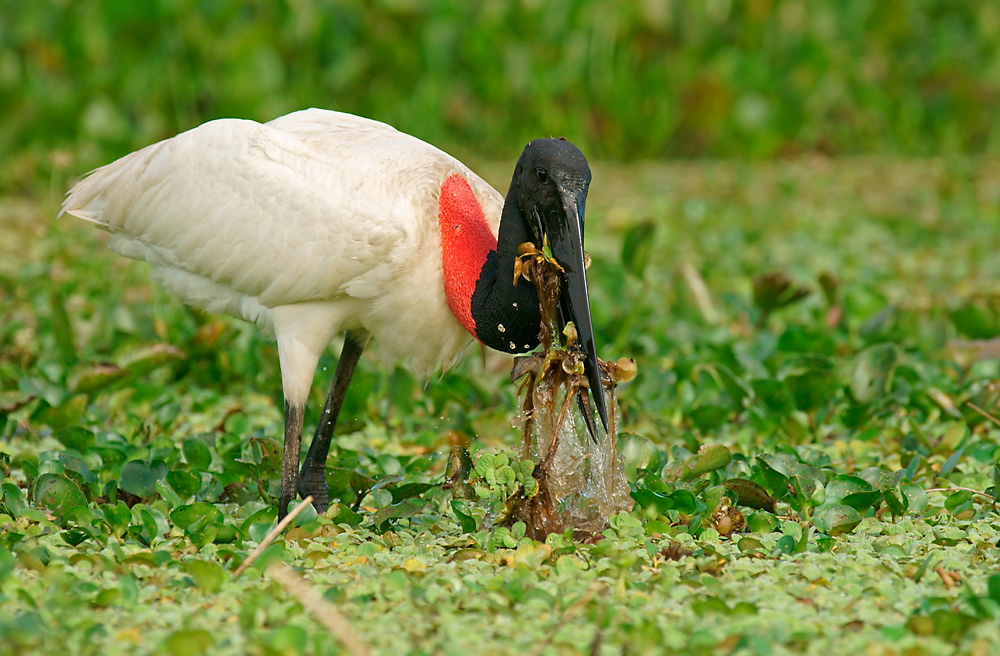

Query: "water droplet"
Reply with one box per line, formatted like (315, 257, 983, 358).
(498, 323, 506, 333)
(509, 342, 516, 350)
(513, 302, 518, 308)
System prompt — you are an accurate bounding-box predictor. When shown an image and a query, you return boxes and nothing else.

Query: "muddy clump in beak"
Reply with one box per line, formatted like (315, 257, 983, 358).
(504, 244, 634, 540)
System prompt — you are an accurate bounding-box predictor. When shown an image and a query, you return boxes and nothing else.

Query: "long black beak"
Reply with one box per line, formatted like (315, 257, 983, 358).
(546, 187, 610, 438)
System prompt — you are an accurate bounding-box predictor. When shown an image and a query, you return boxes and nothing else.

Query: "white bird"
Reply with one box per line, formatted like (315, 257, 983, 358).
(62, 108, 606, 517)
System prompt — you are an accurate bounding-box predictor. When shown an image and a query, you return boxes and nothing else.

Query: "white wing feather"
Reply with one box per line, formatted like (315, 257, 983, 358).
(62, 109, 504, 401)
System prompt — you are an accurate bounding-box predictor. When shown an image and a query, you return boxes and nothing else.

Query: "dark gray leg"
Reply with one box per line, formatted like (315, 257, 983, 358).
(298, 330, 367, 513)
(279, 401, 304, 519)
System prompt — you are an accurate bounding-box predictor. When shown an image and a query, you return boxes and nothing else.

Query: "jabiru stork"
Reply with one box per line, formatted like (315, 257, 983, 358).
(61, 108, 607, 518)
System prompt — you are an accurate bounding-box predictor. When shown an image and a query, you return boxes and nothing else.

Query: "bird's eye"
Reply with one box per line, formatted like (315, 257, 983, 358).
(535, 168, 549, 184)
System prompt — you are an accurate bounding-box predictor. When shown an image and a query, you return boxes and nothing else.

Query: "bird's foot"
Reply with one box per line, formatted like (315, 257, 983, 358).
(297, 466, 330, 514)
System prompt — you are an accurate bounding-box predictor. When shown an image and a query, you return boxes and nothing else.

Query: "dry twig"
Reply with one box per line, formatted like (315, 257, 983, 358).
(233, 495, 314, 578)
(270, 562, 372, 656)
(966, 401, 1000, 429)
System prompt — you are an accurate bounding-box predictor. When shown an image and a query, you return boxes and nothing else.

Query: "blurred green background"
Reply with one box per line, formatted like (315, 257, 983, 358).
(3, 0, 999, 194)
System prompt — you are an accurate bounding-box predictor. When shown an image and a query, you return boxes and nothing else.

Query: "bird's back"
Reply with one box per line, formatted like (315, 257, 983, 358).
(62, 109, 503, 370)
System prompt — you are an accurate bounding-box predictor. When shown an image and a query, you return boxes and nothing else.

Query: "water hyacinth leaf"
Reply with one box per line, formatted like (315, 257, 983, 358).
(102, 501, 132, 533)
(33, 473, 87, 520)
(900, 483, 928, 512)
(949, 300, 999, 340)
(32, 395, 88, 430)
(184, 560, 224, 593)
(825, 475, 874, 502)
(944, 490, 973, 514)
(170, 502, 223, 531)
(119, 460, 167, 499)
(757, 455, 791, 498)
(782, 355, 840, 412)
(723, 478, 776, 512)
(841, 491, 882, 513)
(690, 404, 729, 432)
(373, 498, 428, 531)
(939, 448, 964, 476)
(752, 379, 795, 418)
(752, 271, 810, 316)
(681, 444, 731, 480)
(850, 343, 899, 404)
(162, 629, 215, 656)
(669, 489, 699, 515)
(817, 505, 862, 536)
(67, 362, 129, 394)
(630, 487, 674, 513)
(250, 437, 283, 476)
(325, 467, 375, 505)
(119, 343, 185, 376)
(882, 485, 909, 516)
(388, 482, 434, 504)
(166, 469, 202, 499)
(59, 453, 98, 486)
(859, 468, 898, 489)
(451, 500, 477, 533)
(329, 503, 363, 527)
(746, 511, 778, 533)
(621, 220, 656, 278)
(774, 534, 795, 555)
(988, 575, 1000, 604)
(48, 289, 77, 364)
(182, 439, 212, 470)
(715, 364, 752, 407)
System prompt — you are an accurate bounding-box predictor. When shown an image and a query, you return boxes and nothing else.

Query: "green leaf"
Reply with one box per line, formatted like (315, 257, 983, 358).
(669, 490, 698, 515)
(101, 501, 132, 533)
(170, 502, 223, 531)
(51, 427, 96, 451)
(451, 500, 477, 533)
(621, 220, 656, 278)
(815, 505, 862, 536)
(825, 475, 874, 503)
(119, 343, 186, 376)
(182, 440, 212, 470)
(850, 343, 899, 404)
(250, 437, 283, 476)
(782, 355, 840, 412)
(752, 379, 795, 418)
(32, 395, 88, 430)
(723, 478, 776, 512)
(756, 455, 791, 499)
(33, 473, 87, 521)
(48, 289, 77, 365)
(945, 490, 973, 514)
(166, 470, 202, 499)
(373, 499, 428, 531)
(753, 271, 810, 316)
(681, 444, 731, 480)
(900, 483, 928, 512)
(161, 629, 215, 656)
(67, 362, 129, 394)
(184, 560, 224, 593)
(119, 460, 167, 499)
(690, 405, 729, 432)
(939, 448, 964, 476)
(746, 511, 778, 533)
(882, 485, 908, 516)
(840, 490, 882, 512)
